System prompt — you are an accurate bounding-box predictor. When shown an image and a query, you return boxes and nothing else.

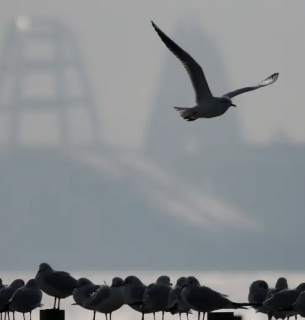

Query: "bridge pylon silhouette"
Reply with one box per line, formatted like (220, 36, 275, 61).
(0, 16, 101, 151)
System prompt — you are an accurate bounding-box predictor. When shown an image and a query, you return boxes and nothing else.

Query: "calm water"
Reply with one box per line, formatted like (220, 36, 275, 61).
(4, 271, 304, 320)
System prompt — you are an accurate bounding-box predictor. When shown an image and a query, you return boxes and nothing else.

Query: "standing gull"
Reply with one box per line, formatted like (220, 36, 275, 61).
(8, 279, 42, 320)
(255, 277, 289, 319)
(280, 291, 305, 318)
(0, 279, 25, 320)
(141, 275, 173, 320)
(151, 21, 279, 121)
(167, 277, 192, 320)
(248, 280, 269, 306)
(181, 276, 258, 320)
(82, 277, 124, 320)
(35, 262, 77, 309)
(262, 283, 305, 320)
(72, 278, 100, 320)
(179, 276, 228, 320)
(122, 276, 155, 320)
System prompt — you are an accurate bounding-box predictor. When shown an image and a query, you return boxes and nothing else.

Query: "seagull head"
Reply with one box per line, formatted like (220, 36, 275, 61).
(220, 96, 236, 108)
(111, 277, 124, 287)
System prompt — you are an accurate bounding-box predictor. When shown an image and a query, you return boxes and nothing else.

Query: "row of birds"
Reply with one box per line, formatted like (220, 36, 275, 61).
(149, 21, 279, 122)
(0, 264, 305, 320)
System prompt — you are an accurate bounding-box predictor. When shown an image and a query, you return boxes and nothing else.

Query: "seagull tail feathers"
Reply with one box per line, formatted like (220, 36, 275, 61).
(231, 302, 262, 310)
(173, 107, 197, 121)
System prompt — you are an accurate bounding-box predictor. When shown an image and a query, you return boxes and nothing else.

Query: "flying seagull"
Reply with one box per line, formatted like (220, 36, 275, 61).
(151, 21, 279, 121)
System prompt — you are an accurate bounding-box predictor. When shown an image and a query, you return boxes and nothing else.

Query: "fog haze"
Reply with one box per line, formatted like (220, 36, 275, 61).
(0, 0, 303, 272)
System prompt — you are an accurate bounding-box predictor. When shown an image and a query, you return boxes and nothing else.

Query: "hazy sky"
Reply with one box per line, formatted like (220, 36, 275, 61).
(0, 0, 304, 148)
(0, 1, 304, 271)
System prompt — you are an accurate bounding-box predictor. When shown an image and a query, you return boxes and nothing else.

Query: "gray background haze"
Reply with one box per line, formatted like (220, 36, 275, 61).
(0, 0, 304, 271)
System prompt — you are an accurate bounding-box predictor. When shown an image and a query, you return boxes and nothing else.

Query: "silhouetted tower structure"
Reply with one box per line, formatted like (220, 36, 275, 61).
(0, 16, 101, 150)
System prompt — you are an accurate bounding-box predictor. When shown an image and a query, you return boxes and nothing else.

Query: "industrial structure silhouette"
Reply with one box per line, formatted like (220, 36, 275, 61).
(0, 17, 304, 271)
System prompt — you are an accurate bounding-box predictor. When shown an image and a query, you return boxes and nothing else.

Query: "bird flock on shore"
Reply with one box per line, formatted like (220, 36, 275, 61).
(0, 264, 305, 320)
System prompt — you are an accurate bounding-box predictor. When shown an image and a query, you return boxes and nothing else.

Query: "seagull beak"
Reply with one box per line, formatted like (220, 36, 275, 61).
(231, 103, 236, 107)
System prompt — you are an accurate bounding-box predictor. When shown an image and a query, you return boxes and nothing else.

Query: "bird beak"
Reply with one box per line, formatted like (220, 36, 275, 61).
(231, 103, 236, 107)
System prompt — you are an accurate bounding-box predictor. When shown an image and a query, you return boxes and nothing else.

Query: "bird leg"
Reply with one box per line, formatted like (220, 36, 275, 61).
(23, 313, 26, 320)
(153, 313, 155, 320)
(198, 312, 201, 320)
(30, 311, 32, 320)
(93, 311, 96, 320)
(12, 313, 15, 320)
(57, 299, 61, 310)
(141, 313, 144, 320)
(53, 298, 57, 309)
(110, 313, 112, 320)
(202, 312, 206, 320)
(162, 311, 164, 320)
(105, 314, 108, 320)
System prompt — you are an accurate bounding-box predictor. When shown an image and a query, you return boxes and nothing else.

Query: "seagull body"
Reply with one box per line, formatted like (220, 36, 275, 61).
(141, 276, 173, 320)
(248, 280, 269, 306)
(35, 262, 77, 309)
(94, 278, 124, 317)
(73, 278, 100, 306)
(151, 21, 279, 121)
(122, 276, 154, 320)
(8, 279, 42, 320)
(72, 277, 101, 320)
(79, 277, 124, 320)
(255, 277, 289, 317)
(263, 283, 305, 311)
(258, 281, 304, 320)
(181, 276, 258, 320)
(285, 291, 305, 318)
(167, 277, 191, 320)
(0, 280, 25, 309)
(0, 279, 25, 320)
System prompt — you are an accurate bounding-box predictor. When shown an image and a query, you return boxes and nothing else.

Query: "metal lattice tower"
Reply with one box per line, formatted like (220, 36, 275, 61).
(0, 16, 101, 150)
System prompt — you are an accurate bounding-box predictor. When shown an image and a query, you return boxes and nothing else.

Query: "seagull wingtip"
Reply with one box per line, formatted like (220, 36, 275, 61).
(151, 21, 158, 30)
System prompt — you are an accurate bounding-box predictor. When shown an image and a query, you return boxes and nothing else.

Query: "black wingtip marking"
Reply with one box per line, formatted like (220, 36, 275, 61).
(151, 21, 157, 29)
